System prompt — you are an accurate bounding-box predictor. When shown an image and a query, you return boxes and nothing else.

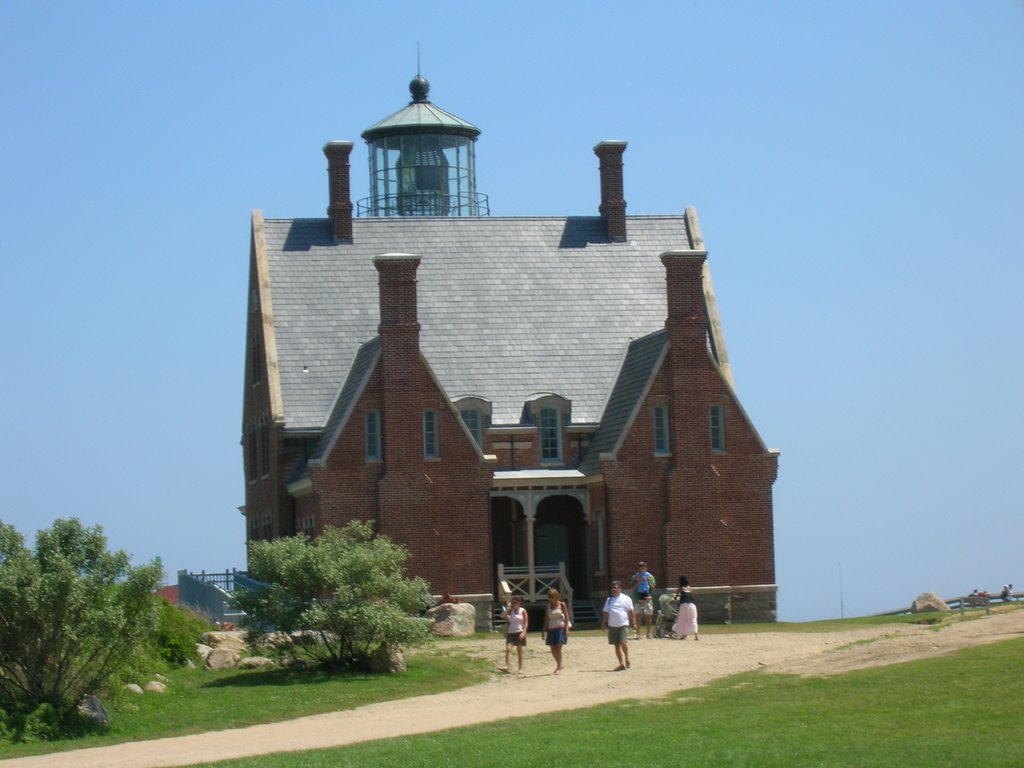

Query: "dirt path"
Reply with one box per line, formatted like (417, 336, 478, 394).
(4, 609, 1022, 768)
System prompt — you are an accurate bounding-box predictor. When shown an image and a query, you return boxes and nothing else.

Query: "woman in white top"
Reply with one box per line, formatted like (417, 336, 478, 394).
(501, 595, 528, 675)
(542, 588, 570, 674)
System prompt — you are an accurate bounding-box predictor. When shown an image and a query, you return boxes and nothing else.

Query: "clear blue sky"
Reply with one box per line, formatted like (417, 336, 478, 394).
(2, 2, 1021, 622)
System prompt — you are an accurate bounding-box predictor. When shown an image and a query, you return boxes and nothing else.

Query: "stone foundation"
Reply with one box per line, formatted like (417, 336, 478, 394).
(690, 584, 777, 624)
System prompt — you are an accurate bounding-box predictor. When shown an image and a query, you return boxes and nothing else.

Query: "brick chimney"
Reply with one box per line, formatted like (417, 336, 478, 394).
(661, 250, 708, 347)
(374, 254, 421, 385)
(374, 253, 423, 472)
(324, 141, 354, 241)
(594, 140, 628, 242)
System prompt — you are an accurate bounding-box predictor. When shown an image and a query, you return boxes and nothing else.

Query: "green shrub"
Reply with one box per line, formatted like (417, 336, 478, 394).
(0, 518, 162, 729)
(235, 521, 433, 670)
(153, 599, 213, 665)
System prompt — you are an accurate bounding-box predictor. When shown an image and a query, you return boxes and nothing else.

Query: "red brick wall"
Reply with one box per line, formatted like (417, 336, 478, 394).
(307, 255, 494, 595)
(242, 248, 285, 546)
(598, 252, 777, 593)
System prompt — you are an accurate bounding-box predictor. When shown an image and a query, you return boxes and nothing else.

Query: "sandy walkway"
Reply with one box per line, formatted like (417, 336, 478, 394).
(4, 609, 1022, 768)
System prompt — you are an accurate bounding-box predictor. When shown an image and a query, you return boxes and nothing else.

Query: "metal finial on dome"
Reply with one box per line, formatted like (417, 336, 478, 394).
(409, 75, 430, 104)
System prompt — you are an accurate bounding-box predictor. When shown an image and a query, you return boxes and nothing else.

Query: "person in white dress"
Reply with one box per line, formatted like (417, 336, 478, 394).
(672, 576, 699, 641)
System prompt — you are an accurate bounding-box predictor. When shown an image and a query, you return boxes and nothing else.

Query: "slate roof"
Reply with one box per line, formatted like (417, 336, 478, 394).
(260, 215, 694, 432)
(577, 330, 669, 475)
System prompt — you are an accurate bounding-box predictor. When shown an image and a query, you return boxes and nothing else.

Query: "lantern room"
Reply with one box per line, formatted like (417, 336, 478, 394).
(359, 76, 487, 217)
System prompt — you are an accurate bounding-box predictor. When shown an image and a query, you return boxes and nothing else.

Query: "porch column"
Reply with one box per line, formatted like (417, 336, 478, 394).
(525, 490, 536, 597)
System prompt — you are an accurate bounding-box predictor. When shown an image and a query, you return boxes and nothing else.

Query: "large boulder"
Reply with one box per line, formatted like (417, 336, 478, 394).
(77, 695, 110, 725)
(426, 602, 476, 637)
(911, 592, 950, 613)
(252, 631, 293, 651)
(237, 656, 276, 670)
(369, 643, 407, 674)
(205, 647, 241, 670)
(201, 630, 249, 654)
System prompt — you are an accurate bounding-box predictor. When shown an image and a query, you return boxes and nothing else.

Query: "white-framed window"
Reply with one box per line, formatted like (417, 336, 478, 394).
(455, 396, 492, 448)
(460, 408, 482, 447)
(423, 409, 439, 458)
(710, 404, 726, 452)
(365, 410, 381, 461)
(653, 405, 670, 455)
(540, 406, 562, 462)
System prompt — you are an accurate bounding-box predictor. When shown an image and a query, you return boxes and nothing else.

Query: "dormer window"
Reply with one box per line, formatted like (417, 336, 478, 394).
(455, 396, 492, 449)
(524, 393, 570, 464)
(540, 407, 562, 462)
(461, 409, 482, 446)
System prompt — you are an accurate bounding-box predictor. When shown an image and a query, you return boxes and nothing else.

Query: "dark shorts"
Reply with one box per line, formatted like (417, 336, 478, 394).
(506, 632, 527, 647)
(607, 626, 629, 645)
(545, 627, 568, 646)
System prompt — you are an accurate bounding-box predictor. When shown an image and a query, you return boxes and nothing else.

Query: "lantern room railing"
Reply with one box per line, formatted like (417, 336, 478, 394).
(356, 191, 490, 218)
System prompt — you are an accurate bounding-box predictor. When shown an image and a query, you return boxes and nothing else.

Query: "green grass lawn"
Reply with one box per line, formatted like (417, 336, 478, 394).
(196, 635, 1024, 768)
(1, 611, 1014, 766)
(0, 644, 491, 760)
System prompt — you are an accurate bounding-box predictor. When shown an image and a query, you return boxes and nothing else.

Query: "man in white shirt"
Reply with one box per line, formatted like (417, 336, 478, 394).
(600, 580, 636, 670)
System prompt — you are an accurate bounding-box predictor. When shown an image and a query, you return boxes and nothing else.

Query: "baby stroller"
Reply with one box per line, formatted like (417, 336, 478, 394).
(654, 593, 678, 638)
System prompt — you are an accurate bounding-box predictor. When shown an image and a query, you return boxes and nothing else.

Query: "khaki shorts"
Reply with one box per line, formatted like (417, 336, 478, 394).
(635, 597, 654, 615)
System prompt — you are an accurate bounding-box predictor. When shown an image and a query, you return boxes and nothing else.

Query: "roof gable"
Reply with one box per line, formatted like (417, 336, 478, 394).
(308, 337, 381, 468)
(578, 330, 668, 475)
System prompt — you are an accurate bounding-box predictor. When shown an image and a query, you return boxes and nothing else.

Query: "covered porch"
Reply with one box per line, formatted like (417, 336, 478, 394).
(489, 469, 600, 621)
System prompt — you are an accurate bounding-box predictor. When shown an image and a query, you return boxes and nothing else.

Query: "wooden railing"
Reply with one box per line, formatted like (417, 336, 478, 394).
(497, 563, 572, 605)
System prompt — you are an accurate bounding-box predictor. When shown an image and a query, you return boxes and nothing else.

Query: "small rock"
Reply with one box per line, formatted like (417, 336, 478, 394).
(124, 683, 144, 695)
(144, 681, 167, 693)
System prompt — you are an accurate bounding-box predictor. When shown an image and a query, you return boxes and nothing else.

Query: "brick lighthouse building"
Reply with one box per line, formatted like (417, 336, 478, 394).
(241, 76, 779, 624)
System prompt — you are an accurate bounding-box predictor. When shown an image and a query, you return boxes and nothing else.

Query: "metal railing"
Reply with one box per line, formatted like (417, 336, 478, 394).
(873, 592, 1018, 617)
(356, 191, 490, 218)
(177, 569, 253, 625)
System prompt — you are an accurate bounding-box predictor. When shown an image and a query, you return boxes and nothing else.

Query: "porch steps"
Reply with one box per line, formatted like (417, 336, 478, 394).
(570, 599, 601, 628)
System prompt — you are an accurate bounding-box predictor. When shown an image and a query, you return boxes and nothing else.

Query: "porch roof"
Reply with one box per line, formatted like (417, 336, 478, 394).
(491, 468, 588, 487)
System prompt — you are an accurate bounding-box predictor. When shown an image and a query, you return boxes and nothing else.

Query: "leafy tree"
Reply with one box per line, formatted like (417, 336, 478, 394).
(0, 518, 162, 719)
(235, 521, 433, 669)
